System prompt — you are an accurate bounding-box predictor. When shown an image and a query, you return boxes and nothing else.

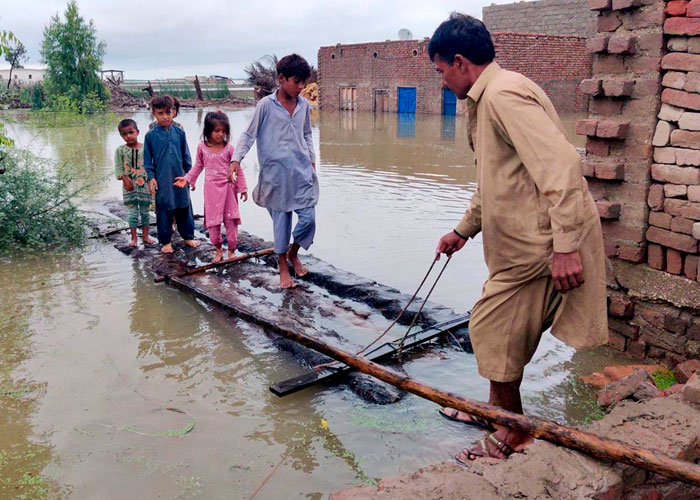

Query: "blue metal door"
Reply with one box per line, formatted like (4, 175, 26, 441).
(397, 87, 416, 114)
(442, 87, 457, 115)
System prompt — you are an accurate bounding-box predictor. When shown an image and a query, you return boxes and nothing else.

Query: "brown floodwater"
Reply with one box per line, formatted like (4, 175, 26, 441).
(1, 108, 635, 499)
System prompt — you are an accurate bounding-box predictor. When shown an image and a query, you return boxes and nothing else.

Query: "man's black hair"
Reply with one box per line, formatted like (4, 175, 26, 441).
(428, 12, 495, 65)
(276, 53, 312, 81)
(117, 118, 138, 132)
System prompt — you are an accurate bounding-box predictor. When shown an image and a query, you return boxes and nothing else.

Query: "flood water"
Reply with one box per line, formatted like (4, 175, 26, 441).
(1, 108, 634, 499)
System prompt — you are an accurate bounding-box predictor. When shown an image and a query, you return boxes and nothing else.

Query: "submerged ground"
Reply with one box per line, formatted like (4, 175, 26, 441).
(1, 109, 635, 498)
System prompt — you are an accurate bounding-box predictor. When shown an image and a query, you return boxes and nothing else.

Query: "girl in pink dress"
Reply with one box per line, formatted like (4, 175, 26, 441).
(174, 111, 247, 262)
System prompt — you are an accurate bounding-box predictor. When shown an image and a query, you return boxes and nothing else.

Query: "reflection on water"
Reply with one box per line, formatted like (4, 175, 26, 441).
(0, 107, 625, 498)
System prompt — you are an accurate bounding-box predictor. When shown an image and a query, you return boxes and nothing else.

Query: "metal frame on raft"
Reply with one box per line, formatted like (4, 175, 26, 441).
(270, 313, 470, 396)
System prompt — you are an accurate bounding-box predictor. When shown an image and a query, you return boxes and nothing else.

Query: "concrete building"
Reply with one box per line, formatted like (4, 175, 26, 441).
(318, 33, 591, 115)
(0, 66, 46, 86)
(482, 0, 598, 37)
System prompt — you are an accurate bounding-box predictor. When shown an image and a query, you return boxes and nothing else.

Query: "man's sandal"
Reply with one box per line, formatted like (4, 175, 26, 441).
(454, 432, 519, 467)
(438, 408, 495, 432)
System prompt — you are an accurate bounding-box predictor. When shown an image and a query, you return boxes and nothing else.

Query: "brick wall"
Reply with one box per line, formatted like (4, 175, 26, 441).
(318, 34, 591, 114)
(483, 0, 599, 37)
(580, 0, 700, 365)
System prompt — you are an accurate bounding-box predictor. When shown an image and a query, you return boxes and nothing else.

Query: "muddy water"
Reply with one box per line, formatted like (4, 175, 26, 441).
(2, 109, 633, 499)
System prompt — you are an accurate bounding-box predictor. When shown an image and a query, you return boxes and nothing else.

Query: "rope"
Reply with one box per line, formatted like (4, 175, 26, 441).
(312, 254, 451, 372)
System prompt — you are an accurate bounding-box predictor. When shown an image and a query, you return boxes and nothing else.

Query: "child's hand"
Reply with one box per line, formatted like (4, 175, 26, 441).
(122, 176, 134, 191)
(228, 161, 240, 183)
(149, 178, 158, 194)
(240, 192, 248, 202)
(173, 176, 188, 189)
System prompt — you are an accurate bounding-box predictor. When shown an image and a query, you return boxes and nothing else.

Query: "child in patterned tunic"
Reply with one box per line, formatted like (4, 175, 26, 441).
(174, 111, 247, 263)
(114, 119, 155, 247)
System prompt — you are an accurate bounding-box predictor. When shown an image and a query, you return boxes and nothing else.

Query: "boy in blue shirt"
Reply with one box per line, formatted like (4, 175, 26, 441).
(230, 54, 318, 288)
(145, 96, 200, 253)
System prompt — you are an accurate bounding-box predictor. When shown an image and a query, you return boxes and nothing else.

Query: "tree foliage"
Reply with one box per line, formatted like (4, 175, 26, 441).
(244, 54, 278, 99)
(40, 1, 108, 112)
(0, 148, 87, 253)
(4, 40, 28, 89)
(0, 30, 17, 145)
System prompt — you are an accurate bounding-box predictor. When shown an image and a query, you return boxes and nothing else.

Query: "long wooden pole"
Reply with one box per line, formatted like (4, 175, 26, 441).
(154, 248, 274, 283)
(279, 327, 700, 485)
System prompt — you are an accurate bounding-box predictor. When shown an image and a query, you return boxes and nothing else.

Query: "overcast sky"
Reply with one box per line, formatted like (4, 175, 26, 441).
(1, 0, 515, 80)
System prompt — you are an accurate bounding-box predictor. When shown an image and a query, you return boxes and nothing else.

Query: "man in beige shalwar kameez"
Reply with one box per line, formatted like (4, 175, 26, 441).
(430, 13, 608, 465)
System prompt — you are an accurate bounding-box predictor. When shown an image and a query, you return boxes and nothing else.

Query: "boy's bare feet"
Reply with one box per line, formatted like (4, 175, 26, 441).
(142, 226, 155, 245)
(278, 256, 296, 289)
(212, 248, 223, 263)
(287, 243, 308, 277)
(161, 243, 173, 253)
(184, 239, 200, 248)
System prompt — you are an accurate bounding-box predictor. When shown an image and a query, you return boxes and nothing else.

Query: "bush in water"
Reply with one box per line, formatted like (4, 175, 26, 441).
(0, 148, 87, 252)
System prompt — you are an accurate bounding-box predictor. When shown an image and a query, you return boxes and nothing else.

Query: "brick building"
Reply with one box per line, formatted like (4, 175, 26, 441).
(317, 33, 591, 114)
(483, 0, 598, 37)
(577, 0, 700, 365)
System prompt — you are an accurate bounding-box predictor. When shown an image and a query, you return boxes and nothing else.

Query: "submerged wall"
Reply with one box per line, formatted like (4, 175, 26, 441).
(580, 0, 700, 365)
(317, 33, 591, 114)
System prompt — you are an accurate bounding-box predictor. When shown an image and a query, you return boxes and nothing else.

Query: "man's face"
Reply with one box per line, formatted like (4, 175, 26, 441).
(153, 107, 173, 127)
(434, 54, 470, 100)
(280, 75, 306, 98)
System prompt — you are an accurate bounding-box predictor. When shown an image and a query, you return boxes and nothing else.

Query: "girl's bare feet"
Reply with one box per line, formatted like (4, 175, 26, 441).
(129, 227, 138, 247)
(212, 248, 223, 263)
(184, 239, 200, 248)
(227, 249, 235, 260)
(129, 239, 138, 247)
(161, 243, 173, 253)
(142, 237, 156, 245)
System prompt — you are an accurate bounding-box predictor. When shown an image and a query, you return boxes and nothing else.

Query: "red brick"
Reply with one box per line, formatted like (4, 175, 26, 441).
(620, 143, 652, 160)
(685, 254, 700, 279)
(627, 56, 661, 73)
(587, 138, 611, 156)
(609, 295, 635, 318)
(590, 0, 612, 10)
(597, 200, 622, 218)
(587, 179, 606, 199)
(651, 163, 700, 184)
(582, 160, 596, 177)
(618, 244, 645, 262)
(666, 0, 689, 16)
(662, 52, 700, 72)
(649, 211, 672, 228)
(648, 183, 665, 210)
(653, 148, 677, 164)
(612, 0, 641, 10)
(607, 34, 636, 54)
(665, 17, 700, 36)
(664, 184, 688, 198)
(599, 14, 623, 32)
(576, 119, 598, 136)
(632, 78, 659, 97)
(675, 147, 700, 165)
(627, 340, 647, 358)
(596, 120, 630, 139)
(608, 329, 628, 351)
(636, 32, 664, 52)
(590, 99, 623, 115)
(648, 243, 666, 269)
(674, 359, 700, 383)
(602, 221, 646, 242)
(667, 248, 684, 274)
(670, 215, 695, 234)
(580, 79, 603, 97)
(670, 129, 700, 150)
(595, 162, 625, 180)
(602, 79, 635, 97)
(665, 198, 700, 219)
(646, 226, 699, 252)
(587, 37, 609, 53)
(662, 71, 687, 90)
(689, 0, 700, 16)
(593, 55, 626, 74)
(604, 239, 619, 257)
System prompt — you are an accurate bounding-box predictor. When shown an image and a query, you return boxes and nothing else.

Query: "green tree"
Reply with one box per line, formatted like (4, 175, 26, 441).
(0, 30, 18, 145)
(40, 1, 108, 112)
(4, 39, 28, 89)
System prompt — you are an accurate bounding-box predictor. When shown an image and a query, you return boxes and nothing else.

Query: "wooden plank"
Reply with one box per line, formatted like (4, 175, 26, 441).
(269, 313, 470, 397)
(154, 248, 274, 283)
(261, 312, 700, 486)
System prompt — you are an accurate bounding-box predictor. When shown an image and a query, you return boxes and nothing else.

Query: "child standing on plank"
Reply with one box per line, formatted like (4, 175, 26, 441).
(144, 95, 200, 253)
(229, 54, 318, 289)
(174, 111, 248, 263)
(115, 119, 155, 247)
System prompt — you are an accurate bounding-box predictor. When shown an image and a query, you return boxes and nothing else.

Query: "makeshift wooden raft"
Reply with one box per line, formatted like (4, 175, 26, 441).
(108, 228, 471, 403)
